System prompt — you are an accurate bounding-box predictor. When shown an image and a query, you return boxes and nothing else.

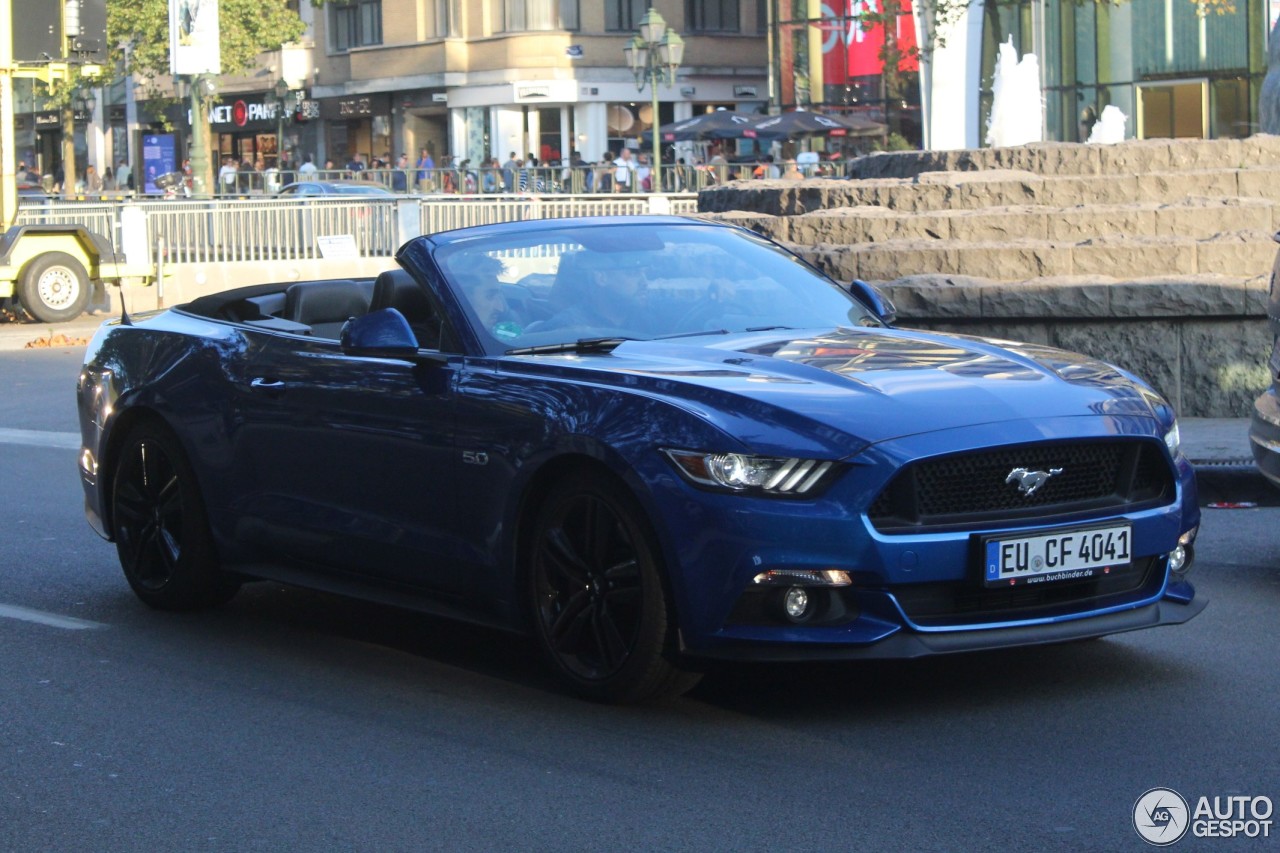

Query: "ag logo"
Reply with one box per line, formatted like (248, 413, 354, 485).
(1134, 787, 1190, 845)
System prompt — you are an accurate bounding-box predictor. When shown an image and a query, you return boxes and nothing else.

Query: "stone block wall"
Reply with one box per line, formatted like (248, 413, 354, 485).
(696, 136, 1280, 418)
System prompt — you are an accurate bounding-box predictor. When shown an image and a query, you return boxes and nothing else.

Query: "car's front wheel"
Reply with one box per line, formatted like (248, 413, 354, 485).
(528, 472, 699, 704)
(111, 422, 240, 610)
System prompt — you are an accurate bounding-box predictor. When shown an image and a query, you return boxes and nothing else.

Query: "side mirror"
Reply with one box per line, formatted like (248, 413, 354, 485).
(848, 279, 897, 326)
(340, 308, 420, 358)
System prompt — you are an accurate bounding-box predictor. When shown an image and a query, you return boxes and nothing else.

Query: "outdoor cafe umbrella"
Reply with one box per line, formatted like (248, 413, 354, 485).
(648, 109, 762, 143)
(750, 110, 885, 140)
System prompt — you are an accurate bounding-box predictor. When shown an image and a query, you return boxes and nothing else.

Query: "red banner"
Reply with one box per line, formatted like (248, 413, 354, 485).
(818, 0, 919, 83)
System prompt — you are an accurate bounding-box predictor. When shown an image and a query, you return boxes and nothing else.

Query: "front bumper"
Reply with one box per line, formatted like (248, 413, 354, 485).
(685, 595, 1207, 662)
(1250, 386, 1280, 488)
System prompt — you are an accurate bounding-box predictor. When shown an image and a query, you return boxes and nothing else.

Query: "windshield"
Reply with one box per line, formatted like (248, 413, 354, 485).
(435, 221, 880, 354)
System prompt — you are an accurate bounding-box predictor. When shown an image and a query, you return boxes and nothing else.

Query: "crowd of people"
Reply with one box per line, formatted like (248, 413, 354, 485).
(16, 158, 135, 194)
(17, 142, 848, 198)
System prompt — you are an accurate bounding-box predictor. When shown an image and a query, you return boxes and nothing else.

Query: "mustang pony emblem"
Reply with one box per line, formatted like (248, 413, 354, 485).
(1005, 467, 1064, 497)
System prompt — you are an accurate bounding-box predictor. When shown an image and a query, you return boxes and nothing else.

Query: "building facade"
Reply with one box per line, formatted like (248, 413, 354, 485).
(769, 0, 1270, 150)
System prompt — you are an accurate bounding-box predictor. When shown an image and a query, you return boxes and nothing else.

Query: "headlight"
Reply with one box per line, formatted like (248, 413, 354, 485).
(1163, 421, 1181, 456)
(663, 449, 837, 495)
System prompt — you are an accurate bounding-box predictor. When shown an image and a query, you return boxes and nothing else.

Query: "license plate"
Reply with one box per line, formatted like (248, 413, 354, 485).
(983, 524, 1132, 587)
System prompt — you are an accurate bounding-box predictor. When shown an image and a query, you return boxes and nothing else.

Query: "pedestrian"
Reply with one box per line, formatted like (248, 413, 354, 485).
(116, 158, 133, 191)
(612, 148, 634, 192)
(415, 146, 435, 191)
(85, 164, 103, 193)
(501, 151, 518, 193)
(392, 153, 409, 192)
(217, 157, 236, 194)
(298, 154, 318, 180)
(635, 153, 652, 192)
(594, 153, 614, 193)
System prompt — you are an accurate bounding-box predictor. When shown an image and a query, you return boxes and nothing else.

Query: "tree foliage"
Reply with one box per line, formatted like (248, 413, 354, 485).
(106, 0, 307, 103)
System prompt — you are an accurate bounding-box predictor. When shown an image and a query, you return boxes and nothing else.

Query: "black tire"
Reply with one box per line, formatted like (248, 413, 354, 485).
(527, 472, 700, 703)
(110, 422, 240, 610)
(18, 252, 91, 323)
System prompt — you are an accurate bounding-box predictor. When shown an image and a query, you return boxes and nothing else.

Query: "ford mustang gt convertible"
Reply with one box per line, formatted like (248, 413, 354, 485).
(77, 216, 1204, 703)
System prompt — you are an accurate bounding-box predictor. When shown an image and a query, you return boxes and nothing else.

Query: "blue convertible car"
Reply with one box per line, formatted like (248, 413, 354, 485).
(77, 216, 1203, 702)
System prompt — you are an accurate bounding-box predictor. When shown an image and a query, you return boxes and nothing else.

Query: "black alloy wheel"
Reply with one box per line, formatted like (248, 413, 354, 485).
(111, 422, 240, 610)
(528, 473, 699, 704)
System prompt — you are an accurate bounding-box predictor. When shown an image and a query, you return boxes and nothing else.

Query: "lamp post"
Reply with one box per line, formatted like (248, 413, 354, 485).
(188, 74, 216, 197)
(264, 78, 290, 168)
(623, 8, 683, 193)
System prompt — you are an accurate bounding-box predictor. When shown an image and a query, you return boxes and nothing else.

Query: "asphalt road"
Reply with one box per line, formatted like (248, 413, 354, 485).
(2, 348, 1277, 851)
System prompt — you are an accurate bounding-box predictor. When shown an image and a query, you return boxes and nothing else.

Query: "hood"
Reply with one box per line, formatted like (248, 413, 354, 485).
(504, 327, 1170, 457)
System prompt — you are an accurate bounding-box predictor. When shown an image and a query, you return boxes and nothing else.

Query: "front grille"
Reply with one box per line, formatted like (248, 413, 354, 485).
(868, 439, 1175, 533)
(891, 555, 1162, 627)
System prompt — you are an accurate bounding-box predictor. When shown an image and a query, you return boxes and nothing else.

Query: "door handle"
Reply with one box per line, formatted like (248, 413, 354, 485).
(250, 377, 285, 390)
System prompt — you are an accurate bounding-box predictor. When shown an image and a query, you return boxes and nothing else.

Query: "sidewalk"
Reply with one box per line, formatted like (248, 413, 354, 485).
(0, 315, 109, 351)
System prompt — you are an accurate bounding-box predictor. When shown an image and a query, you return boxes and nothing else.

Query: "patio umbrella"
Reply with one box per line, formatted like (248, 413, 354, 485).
(649, 110, 763, 142)
(750, 110, 885, 140)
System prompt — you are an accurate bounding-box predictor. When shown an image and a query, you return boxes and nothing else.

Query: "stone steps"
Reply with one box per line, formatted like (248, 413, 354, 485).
(700, 166, 1280, 216)
(711, 197, 1280, 245)
(783, 230, 1276, 284)
(845, 135, 1280, 180)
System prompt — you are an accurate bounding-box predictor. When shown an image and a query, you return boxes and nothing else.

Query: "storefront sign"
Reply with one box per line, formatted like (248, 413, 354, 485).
(34, 110, 92, 127)
(319, 94, 390, 122)
(209, 97, 279, 131)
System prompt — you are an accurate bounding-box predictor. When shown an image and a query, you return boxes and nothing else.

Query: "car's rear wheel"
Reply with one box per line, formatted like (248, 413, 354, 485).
(528, 473, 699, 704)
(19, 252, 90, 323)
(111, 422, 240, 610)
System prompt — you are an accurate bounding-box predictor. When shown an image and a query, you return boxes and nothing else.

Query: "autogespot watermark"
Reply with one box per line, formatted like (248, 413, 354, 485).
(1133, 788, 1274, 845)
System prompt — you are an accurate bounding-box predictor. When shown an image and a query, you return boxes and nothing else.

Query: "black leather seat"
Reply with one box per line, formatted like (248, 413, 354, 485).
(284, 280, 372, 339)
(370, 269, 449, 349)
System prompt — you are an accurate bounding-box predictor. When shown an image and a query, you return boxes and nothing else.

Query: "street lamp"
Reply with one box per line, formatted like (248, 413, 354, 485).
(263, 78, 292, 171)
(188, 74, 217, 197)
(623, 8, 683, 192)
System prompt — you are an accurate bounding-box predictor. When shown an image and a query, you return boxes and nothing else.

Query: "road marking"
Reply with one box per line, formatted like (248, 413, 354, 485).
(0, 428, 79, 450)
(0, 603, 106, 630)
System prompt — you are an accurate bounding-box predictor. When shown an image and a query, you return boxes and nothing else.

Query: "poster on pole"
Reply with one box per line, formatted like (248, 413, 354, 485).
(169, 0, 221, 76)
(142, 134, 176, 194)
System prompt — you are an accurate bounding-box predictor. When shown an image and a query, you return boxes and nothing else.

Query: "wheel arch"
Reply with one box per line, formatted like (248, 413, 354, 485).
(510, 452, 686, 640)
(98, 406, 198, 540)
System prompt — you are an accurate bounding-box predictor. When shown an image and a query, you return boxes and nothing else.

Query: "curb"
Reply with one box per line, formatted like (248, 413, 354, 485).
(1193, 462, 1279, 507)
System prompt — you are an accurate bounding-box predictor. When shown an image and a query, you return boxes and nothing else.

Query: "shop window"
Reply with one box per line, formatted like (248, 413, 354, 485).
(686, 0, 739, 33)
(501, 0, 579, 31)
(330, 0, 382, 51)
(605, 0, 647, 31)
(1211, 77, 1251, 138)
(1137, 80, 1206, 139)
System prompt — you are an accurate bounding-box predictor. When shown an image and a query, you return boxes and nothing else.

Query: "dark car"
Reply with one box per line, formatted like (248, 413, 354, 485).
(1250, 240, 1280, 486)
(277, 180, 394, 196)
(17, 182, 49, 203)
(77, 216, 1204, 703)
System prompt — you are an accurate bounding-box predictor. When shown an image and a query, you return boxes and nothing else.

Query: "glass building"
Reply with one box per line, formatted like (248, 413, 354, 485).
(770, 0, 1268, 149)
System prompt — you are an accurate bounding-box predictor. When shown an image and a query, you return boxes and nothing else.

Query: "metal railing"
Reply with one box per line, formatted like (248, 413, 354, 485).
(12, 200, 121, 246)
(420, 194, 698, 234)
(12, 193, 701, 268)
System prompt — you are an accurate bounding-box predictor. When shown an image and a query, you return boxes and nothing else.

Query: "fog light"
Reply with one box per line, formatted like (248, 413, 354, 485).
(783, 586, 810, 621)
(1168, 544, 1188, 575)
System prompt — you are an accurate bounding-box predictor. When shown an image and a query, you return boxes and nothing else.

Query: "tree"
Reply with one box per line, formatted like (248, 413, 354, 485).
(106, 0, 306, 192)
